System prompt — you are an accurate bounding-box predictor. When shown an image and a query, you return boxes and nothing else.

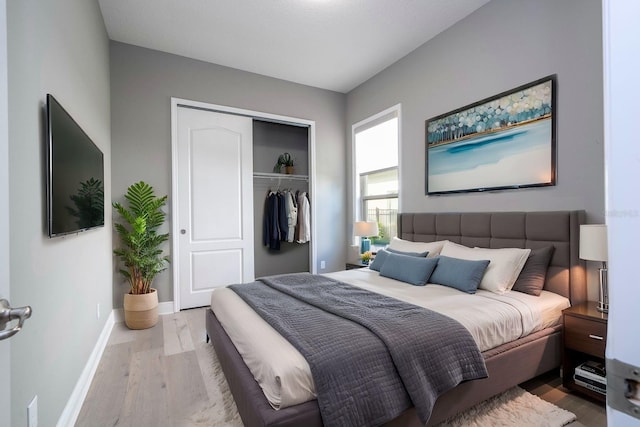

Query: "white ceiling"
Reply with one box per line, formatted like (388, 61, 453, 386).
(98, 0, 490, 93)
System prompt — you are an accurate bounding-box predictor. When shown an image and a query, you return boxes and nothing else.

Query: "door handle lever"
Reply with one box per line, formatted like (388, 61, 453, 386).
(0, 299, 32, 341)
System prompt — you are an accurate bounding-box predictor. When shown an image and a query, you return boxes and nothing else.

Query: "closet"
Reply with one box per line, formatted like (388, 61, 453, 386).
(171, 99, 314, 310)
(253, 120, 310, 278)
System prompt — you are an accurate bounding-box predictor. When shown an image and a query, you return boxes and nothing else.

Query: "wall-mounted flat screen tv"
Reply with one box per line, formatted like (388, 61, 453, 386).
(46, 94, 104, 237)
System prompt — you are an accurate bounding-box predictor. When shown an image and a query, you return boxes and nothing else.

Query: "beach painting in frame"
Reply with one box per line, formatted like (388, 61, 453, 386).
(425, 75, 556, 195)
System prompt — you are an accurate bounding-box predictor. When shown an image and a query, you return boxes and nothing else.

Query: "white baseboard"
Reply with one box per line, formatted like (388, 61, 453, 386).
(57, 301, 175, 426)
(113, 300, 175, 323)
(56, 310, 115, 427)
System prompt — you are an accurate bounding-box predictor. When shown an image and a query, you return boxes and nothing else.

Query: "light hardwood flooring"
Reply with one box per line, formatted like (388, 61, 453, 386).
(76, 308, 606, 426)
(521, 372, 606, 427)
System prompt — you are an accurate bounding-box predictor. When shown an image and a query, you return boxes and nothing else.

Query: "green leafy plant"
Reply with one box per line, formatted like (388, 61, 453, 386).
(66, 177, 104, 229)
(273, 152, 294, 172)
(113, 181, 170, 295)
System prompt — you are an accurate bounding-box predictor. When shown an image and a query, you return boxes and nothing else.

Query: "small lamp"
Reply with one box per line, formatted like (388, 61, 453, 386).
(354, 221, 379, 254)
(580, 224, 608, 313)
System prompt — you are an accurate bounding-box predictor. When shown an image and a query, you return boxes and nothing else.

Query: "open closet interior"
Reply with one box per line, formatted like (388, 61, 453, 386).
(253, 120, 310, 278)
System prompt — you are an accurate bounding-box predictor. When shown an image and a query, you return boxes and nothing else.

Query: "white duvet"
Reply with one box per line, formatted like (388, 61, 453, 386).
(210, 268, 570, 410)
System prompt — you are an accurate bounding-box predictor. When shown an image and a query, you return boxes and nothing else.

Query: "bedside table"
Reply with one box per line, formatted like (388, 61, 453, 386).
(346, 261, 369, 270)
(562, 301, 608, 403)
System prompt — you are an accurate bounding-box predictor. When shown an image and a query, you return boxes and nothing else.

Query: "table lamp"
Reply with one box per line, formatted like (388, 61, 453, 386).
(579, 224, 608, 313)
(354, 221, 379, 254)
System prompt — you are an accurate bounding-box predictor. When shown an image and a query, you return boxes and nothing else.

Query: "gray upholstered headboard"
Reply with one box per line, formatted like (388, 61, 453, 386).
(397, 211, 586, 305)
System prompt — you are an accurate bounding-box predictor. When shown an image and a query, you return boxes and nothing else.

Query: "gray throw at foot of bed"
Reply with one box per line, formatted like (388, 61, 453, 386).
(229, 273, 488, 427)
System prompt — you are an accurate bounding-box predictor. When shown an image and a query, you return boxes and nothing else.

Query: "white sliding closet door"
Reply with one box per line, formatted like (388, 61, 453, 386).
(175, 106, 254, 309)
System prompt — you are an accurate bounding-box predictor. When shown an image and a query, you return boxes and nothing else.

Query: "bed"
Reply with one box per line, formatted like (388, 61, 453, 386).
(205, 210, 587, 426)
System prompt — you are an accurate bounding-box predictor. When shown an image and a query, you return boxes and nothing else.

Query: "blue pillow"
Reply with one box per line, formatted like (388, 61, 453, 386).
(368, 249, 390, 272)
(429, 255, 490, 294)
(379, 252, 439, 286)
(370, 248, 429, 272)
(386, 247, 429, 257)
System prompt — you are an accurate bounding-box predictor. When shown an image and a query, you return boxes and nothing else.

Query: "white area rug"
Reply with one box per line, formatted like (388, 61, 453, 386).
(435, 386, 576, 427)
(203, 342, 576, 427)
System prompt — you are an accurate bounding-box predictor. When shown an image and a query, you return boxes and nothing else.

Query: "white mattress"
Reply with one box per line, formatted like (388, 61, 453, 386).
(210, 268, 570, 410)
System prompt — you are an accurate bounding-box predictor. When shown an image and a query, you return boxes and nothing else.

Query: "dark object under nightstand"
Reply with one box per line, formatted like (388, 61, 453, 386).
(562, 301, 608, 403)
(346, 261, 369, 270)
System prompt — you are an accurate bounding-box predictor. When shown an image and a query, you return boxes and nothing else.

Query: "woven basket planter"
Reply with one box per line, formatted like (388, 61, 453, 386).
(123, 288, 159, 330)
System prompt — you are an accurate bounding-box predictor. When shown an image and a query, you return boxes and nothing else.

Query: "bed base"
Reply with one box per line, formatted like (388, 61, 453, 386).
(206, 307, 562, 427)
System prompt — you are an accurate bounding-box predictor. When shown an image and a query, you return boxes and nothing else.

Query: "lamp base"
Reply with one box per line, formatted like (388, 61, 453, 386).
(597, 265, 608, 313)
(596, 301, 608, 313)
(360, 237, 371, 254)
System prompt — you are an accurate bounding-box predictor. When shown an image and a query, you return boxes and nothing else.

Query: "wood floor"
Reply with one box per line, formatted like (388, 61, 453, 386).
(76, 308, 606, 426)
(521, 372, 606, 427)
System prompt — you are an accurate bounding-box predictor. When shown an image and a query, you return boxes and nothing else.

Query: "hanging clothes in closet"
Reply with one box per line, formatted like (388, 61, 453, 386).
(285, 190, 297, 243)
(263, 189, 310, 250)
(263, 190, 280, 250)
(296, 191, 310, 244)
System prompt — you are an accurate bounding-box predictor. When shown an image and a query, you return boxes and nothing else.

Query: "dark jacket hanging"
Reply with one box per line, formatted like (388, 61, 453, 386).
(277, 192, 288, 242)
(263, 192, 280, 250)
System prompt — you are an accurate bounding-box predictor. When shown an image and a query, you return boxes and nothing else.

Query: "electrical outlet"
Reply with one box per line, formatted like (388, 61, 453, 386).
(320, 260, 326, 269)
(27, 395, 37, 427)
(96, 303, 100, 319)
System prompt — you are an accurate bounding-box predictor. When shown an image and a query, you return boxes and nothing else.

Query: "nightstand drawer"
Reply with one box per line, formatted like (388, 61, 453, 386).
(564, 316, 607, 357)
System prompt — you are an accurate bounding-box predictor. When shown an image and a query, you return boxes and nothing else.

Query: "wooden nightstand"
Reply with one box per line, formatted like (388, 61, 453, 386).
(346, 261, 369, 270)
(562, 301, 608, 403)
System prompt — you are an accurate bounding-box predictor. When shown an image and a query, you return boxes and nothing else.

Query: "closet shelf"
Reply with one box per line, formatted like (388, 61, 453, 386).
(253, 172, 308, 182)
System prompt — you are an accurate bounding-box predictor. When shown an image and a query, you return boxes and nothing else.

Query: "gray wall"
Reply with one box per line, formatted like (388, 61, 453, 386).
(346, 0, 604, 298)
(111, 42, 347, 305)
(347, 0, 603, 217)
(7, 0, 111, 425)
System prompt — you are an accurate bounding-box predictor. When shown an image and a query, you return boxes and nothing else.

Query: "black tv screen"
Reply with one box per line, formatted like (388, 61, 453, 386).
(46, 94, 104, 237)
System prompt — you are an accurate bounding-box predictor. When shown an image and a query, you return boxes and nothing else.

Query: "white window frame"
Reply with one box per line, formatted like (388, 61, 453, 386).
(360, 165, 398, 220)
(351, 104, 402, 243)
(360, 166, 398, 249)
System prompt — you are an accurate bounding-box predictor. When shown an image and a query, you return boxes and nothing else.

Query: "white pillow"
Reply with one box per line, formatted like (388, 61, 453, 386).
(388, 237, 448, 258)
(439, 241, 531, 294)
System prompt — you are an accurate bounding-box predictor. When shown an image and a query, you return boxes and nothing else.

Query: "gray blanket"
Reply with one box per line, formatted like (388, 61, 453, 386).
(229, 273, 487, 427)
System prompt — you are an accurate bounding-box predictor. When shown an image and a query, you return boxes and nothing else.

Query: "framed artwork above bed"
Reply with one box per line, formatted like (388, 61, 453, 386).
(425, 75, 557, 195)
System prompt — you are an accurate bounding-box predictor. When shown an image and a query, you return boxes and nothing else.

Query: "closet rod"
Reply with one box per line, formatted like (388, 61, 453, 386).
(253, 172, 308, 182)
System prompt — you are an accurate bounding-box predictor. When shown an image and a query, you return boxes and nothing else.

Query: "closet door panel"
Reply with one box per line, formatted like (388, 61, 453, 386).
(190, 128, 242, 241)
(191, 250, 243, 291)
(176, 106, 254, 309)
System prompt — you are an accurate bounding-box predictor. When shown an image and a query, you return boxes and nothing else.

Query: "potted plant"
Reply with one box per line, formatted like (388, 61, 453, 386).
(113, 181, 169, 329)
(273, 152, 295, 174)
(360, 251, 373, 265)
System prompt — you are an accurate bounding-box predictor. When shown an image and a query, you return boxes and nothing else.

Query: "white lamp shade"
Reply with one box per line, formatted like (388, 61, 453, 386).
(580, 224, 608, 262)
(354, 221, 379, 237)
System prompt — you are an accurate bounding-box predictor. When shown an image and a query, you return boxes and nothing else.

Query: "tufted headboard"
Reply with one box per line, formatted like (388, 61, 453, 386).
(397, 211, 586, 305)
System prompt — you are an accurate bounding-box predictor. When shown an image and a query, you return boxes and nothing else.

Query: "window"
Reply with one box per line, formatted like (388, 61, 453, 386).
(353, 106, 399, 250)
